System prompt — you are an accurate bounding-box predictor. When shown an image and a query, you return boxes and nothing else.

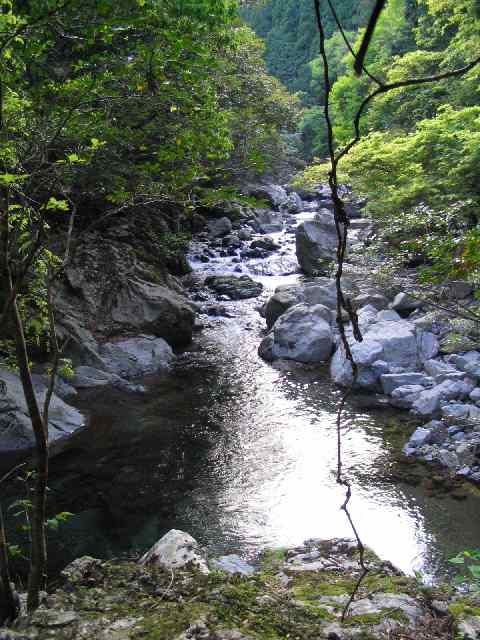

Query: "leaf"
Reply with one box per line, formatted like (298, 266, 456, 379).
(45, 197, 70, 212)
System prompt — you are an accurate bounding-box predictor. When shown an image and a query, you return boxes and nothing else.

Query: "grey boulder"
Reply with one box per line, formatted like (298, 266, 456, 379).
(271, 304, 333, 363)
(264, 285, 302, 328)
(208, 216, 232, 238)
(249, 184, 289, 209)
(295, 211, 339, 275)
(98, 335, 174, 379)
(0, 367, 85, 452)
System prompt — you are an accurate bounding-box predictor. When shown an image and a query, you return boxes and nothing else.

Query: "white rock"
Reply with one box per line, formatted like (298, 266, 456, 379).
(411, 380, 473, 417)
(416, 330, 439, 361)
(423, 359, 456, 379)
(376, 309, 401, 322)
(381, 372, 432, 395)
(211, 555, 256, 576)
(390, 385, 426, 409)
(139, 529, 209, 574)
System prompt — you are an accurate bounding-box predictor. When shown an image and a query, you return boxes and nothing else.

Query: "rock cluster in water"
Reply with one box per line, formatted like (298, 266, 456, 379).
(253, 186, 480, 485)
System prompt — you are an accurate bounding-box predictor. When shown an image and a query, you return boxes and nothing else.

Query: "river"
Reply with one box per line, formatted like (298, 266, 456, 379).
(2, 202, 480, 581)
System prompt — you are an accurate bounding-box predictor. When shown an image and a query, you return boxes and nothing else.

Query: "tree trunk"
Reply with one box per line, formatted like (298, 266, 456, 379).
(0, 506, 17, 624)
(10, 296, 48, 611)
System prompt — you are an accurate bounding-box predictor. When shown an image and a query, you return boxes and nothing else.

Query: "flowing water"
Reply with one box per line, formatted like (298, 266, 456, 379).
(2, 203, 480, 579)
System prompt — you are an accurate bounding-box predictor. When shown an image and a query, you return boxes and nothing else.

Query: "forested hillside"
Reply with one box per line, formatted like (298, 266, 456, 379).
(241, 0, 376, 101)
(245, 0, 480, 285)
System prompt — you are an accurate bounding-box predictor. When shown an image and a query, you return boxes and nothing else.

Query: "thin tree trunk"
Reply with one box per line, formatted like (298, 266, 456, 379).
(0, 506, 17, 624)
(10, 295, 49, 611)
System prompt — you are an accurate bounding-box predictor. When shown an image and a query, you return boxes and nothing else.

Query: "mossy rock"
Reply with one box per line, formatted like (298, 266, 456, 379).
(6, 539, 453, 640)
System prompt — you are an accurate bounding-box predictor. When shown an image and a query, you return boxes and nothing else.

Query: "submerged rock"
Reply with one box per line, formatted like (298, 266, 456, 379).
(205, 275, 263, 300)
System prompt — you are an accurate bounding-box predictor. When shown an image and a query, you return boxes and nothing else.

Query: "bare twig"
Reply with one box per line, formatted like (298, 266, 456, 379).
(336, 54, 480, 167)
(325, 0, 383, 86)
(354, 0, 387, 75)
(313, 0, 368, 621)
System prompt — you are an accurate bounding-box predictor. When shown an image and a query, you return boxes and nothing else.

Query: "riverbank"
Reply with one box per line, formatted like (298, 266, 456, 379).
(5, 529, 478, 640)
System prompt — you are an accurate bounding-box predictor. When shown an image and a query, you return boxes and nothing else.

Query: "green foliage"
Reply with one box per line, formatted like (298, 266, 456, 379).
(449, 550, 480, 590)
(341, 105, 480, 280)
(291, 161, 331, 194)
(287, 0, 480, 282)
(0, 0, 300, 364)
(299, 107, 328, 160)
(197, 186, 269, 209)
(215, 25, 301, 178)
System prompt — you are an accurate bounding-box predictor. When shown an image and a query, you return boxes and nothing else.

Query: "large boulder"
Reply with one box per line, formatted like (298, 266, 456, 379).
(295, 211, 340, 275)
(248, 184, 289, 209)
(270, 304, 333, 363)
(264, 285, 303, 328)
(207, 216, 232, 238)
(139, 529, 208, 574)
(252, 209, 283, 233)
(0, 367, 85, 452)
(55, 224, 196, 360)
(205, 275, 263, 300)
(108, 280, 195, 347)
(98, 335, 174, 379)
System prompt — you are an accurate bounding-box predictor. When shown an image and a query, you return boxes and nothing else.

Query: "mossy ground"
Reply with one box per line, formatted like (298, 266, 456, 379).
(4, 542, 466, 640)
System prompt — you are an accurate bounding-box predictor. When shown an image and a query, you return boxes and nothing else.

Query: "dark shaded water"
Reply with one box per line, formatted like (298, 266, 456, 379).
(2, 209, 480, 580)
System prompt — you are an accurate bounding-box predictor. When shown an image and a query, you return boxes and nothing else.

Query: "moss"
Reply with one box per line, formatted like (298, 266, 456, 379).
(25, 546, 439, 640)
(449, 597, 480, 619)
(290, 571, 416, 603)
(344, 609, 409, 628)
(259, 548, 287, 575)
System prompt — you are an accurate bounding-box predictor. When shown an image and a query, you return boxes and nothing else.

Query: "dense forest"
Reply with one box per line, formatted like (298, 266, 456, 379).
(245, 0, 480, 284)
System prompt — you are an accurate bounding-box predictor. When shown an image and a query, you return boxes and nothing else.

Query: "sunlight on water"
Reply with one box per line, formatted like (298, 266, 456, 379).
(3, 204, 479, 578)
